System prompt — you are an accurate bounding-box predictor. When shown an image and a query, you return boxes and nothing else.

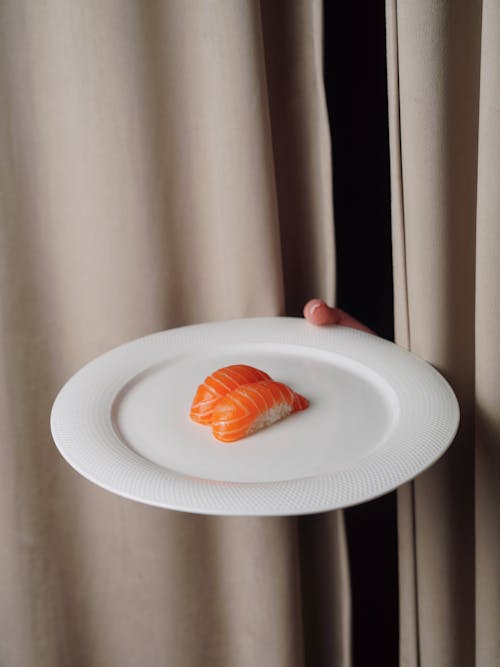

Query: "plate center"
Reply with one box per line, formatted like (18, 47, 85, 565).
(112, 344, 399, 483)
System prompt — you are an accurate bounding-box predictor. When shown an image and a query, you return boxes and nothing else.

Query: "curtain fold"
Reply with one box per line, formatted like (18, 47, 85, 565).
(387, 0, 499, 665)
(259, 0, 336, 315)
(0, 2, 347, 666)
(474, 1, 500, 664)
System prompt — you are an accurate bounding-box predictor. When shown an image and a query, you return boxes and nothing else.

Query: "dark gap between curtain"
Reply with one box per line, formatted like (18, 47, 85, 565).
(324, 1, 398, 666)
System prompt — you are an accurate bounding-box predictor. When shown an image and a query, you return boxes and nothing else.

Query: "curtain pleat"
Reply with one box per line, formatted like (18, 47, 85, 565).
(0, 2, 347, 666)
(385, 8, 417, 664)
(259, 0, 336, 315)
(387, 0, 499, 665)
(475, 1, 500, 664)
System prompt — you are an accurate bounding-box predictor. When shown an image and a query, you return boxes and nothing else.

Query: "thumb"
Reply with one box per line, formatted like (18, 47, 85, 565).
(303, 299, 342, 325)
(303, 299, 375, 334)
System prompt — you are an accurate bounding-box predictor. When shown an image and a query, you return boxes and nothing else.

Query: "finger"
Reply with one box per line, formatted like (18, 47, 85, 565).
(303, 299, 375, 334)
(303, 299, 341, 326)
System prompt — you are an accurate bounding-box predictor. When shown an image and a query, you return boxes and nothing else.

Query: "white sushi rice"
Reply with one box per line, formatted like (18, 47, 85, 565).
(247, 402, 293, 435)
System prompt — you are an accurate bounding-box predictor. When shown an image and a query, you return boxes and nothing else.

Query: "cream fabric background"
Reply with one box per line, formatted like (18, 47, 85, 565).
(0, 2, 350, 666)
(387, 0, 500, 665)
(2, 0, 498, 665)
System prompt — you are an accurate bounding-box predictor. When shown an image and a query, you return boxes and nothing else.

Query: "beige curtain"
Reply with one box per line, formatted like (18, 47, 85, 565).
(2, 1, 498, 665)
(0, 2, 351, 666)
(387, 0, 500, 665)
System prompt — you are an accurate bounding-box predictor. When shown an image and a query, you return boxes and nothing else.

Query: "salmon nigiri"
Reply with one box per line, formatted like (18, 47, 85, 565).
(190, 364, 272, 425)
(211, 380, 309, 443)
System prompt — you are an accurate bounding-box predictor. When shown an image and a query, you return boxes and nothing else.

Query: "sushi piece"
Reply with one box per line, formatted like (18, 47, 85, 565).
(211, 379, 309, 443)
(190, 364, 271, 425)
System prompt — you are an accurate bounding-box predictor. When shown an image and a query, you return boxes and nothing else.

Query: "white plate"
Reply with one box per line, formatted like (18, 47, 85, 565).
(50, 317, 459, 516)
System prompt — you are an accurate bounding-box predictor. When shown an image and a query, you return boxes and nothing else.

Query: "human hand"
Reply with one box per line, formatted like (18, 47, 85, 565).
(303, 299, 375, 334)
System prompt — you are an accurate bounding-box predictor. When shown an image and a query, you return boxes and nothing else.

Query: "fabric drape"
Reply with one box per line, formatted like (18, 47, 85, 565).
(386, 0, 500, 664)
(0, 2, 348, 666)
(3, 0, 498, 665)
